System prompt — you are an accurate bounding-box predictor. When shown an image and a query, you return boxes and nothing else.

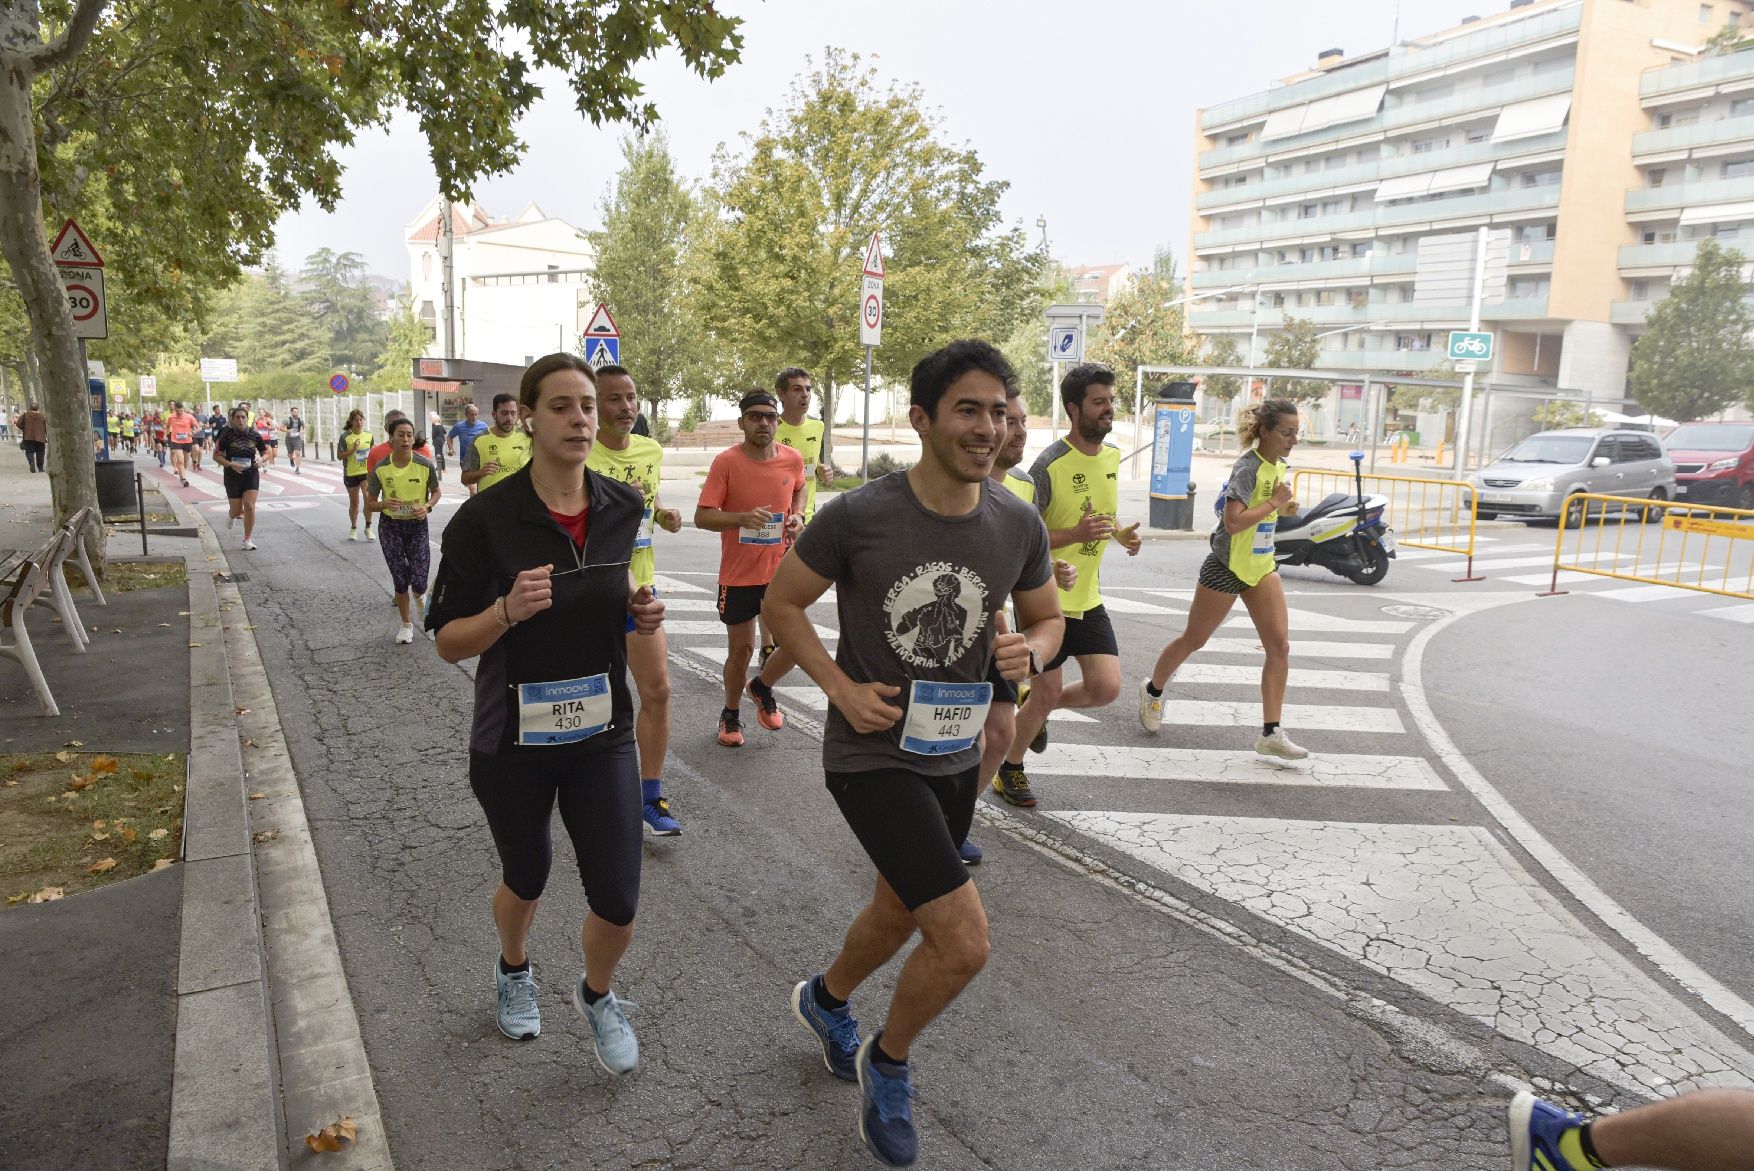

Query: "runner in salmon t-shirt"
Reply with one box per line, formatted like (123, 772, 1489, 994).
(693, 390, 807, 747)
(366, 409, 434, 475)
(165, 401, 200, 487)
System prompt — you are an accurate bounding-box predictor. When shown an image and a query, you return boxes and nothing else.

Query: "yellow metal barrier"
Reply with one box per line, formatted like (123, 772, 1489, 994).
(1539, 493, 1754, 599)
(1291, 468, 1483, 581)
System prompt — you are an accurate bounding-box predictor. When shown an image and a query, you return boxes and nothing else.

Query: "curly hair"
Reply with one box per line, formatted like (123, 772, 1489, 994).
(1238, 398, 1299, 449)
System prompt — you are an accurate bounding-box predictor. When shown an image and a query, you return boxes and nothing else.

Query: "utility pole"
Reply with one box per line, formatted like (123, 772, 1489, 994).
(439, 197, 457, 362)
(1453, 225, 1488, 476)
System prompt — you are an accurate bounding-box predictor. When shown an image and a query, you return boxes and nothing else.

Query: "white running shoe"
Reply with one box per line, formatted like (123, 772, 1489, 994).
(242, 539, 257, 551)
(1137, 678, 1164, 734)
(364, 527, 375, 542)
(395, 624, 414, 645)
(348, 528, 358, 542)
(228, 515, 236, 531)
(1255, 727, 1309, 760)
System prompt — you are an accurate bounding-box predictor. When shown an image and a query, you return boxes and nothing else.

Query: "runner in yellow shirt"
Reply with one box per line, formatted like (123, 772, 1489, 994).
(460, 394, 532, 494)
(1139, 398, 1308, 760)
(587, 365, 686, 837)
(773, 366, 834, 522)
(993, 363, 1141, 808)
(339, 410, 375, 541)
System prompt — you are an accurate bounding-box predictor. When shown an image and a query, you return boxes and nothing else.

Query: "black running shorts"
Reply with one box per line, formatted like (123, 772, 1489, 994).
(1197, 553, 1255, 596)
(1043, 603, 1118, 673)
(468, 742, 641, 923)
(717, 582, 767, 626)
(223, 467, 260, 499)
(826, 765, 978, 911)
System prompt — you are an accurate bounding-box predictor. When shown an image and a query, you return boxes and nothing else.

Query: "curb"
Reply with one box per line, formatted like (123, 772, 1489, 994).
(163, 487, 393, 1169)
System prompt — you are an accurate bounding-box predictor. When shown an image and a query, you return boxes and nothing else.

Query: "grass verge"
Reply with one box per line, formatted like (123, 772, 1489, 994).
(63, 561, 188, 593)
(1, 750, 186, 906)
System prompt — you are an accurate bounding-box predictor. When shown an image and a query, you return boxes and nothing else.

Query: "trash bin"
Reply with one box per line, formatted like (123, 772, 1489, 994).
(95, 458, 135, 515)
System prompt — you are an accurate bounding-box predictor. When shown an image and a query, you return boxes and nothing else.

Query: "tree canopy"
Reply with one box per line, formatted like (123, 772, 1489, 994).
(1627, 238, 1754, 423)
(1263, 316, 1327, 403)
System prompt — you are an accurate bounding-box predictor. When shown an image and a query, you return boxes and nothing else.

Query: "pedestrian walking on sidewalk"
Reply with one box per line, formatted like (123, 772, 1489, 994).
(767, 340, 1062, 1167)
(1138, 397, 1309, 760)
(17, 402, 46, 473)
(364, 418, 440, 644)
(427, 352, 663, 1075)
(214, 406, 267, 550)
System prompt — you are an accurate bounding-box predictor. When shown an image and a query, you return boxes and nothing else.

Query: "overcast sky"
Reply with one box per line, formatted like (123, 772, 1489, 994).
(273, 0, 1490, 284)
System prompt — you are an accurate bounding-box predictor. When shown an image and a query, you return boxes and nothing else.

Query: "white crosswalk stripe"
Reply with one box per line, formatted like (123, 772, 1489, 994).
(1154, 699, 1404, 733)
(1393, 542, 1549, 564)
(668, 620, 838, 639)
(1696, 602, 1754, 622)
(1026, 744, 1444, 789)
(1225, 609, 1412, 635)
(1172, 663, 1390, 691)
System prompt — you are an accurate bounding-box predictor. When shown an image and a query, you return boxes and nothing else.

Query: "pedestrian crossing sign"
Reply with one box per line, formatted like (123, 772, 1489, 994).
(586, 337, 619, 368)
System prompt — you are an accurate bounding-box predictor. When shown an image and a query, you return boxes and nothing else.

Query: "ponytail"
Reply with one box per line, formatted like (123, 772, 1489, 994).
(1238, 398, 1298, 449)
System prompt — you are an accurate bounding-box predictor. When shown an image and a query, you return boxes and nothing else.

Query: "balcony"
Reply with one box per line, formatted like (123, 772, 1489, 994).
(1195, 185, 1561, 250)
(1313, 350, 1448, 374)
(1377, 69, 1574, 134)
(1640, 49, 1754, 102)
(1618, 240, 1702, 270)
(1189, 252, 1420, 289)
(1625, 177, 1753, 216)
(1630, 114, 1754, 160)
(1611, 299, 1659, 325)
(1510, 239, 1557, 265)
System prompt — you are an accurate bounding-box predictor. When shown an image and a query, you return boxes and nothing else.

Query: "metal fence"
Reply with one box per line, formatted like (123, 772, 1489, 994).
(1539, 494, 1754, 599)
(200, 393, 420, 461)
(1292, 468, 1483, 581)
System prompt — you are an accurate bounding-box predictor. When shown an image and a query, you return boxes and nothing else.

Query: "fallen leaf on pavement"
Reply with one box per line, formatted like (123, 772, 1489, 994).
(305, 1117, 357, 1153)
(92, 820, 106, 829)
(235, 707, 250, 715)
(119, 825, 137, 844)
(90, 831, 110, 842)
(4, 779, 15, 787)
(6, 892, 29, 905)
(89, 858, 117, 874)
(152, 858, 174, 872)
(157, 623, 171, 628)
(63, 740, 83, 748)
(54, 750, 74, 764)
(188, 642, 201, 648)
(253, 829, 278, 843)
(178, 611, 191, 617)
(130, 768, 151, 781)
(249, 792, 266, 800)
(67, 774, 95, 791)
(90, 756, 118, 775)
(149, 828, 168, 840)
(29, 886, 64, 903)
(243, 738, 258, 749)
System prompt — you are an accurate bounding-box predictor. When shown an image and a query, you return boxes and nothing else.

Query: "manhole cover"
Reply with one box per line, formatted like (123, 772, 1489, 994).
(1381, 604, 1446, 620)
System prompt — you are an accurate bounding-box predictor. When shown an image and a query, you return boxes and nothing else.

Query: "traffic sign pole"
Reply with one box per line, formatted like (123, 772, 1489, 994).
(858, 232, 884, 483)
(1453, 226, 1488, 476)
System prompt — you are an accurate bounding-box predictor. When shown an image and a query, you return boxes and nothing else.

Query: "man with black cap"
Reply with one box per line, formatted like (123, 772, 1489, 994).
(694, 390, 807, 747)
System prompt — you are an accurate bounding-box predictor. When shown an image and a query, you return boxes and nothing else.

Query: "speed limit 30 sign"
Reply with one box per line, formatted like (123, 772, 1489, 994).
(57, 265, 108, 340)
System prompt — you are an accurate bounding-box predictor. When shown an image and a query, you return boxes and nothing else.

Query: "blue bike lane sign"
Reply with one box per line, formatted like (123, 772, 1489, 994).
(1447, 330, 1494, 362)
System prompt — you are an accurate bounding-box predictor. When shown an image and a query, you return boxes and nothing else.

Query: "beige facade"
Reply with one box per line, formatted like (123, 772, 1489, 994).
(1186, 0, 1754, 437)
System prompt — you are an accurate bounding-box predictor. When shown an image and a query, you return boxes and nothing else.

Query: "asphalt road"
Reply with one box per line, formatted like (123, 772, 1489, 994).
(151, 455, 1754, 1169)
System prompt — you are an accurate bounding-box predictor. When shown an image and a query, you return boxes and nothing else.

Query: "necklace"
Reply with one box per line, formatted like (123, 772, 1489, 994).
(533, 472, 585, 497)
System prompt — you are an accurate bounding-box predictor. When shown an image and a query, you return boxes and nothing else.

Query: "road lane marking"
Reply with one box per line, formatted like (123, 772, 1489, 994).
(1026, 744, 1444, 789)
(1173, 663, 1390, 691)
(1154, 700, 1404, 734)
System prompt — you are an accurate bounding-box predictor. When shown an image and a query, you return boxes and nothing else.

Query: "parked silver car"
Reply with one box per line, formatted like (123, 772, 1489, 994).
(1467, 428, 1677, 527)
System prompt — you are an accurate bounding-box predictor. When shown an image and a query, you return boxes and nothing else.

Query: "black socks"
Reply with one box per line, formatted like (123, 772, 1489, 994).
(1263, 721, 1280, 737)
(579, 980, 607, 1006)
(813, 977, 848, 1013)
(499, 956, 529, 975)
(1145, 681, 1162, 698)
(872, 1037, 906, 1068)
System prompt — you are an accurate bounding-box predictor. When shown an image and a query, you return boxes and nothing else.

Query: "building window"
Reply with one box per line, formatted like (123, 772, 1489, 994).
(1521, 169, 1563, 187)
(421, 253, 433, 280)
(1699, 4, 1713, 24)
(1519, 223, 1557, 243)
(1225, 132, 1252, 146)
(1396, 333, 1432, 351)
(1731, 97, 1754, 117)
(1630, 279, 1650, 300)
(1722, 159, 1754, 179)
(1411, 135, 1452, 154)
(1509, 276, 1550, 299)
(1649, 167, 1666, 188)
(1714, 223, 1741, 238)
(1352, 242, 1372, 257)
(1658, 113, 1672, 128)
(1466, 128, 1489, 144)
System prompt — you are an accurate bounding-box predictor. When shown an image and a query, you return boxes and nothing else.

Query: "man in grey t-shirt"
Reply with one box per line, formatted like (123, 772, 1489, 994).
(764, 340, 1062, 1167)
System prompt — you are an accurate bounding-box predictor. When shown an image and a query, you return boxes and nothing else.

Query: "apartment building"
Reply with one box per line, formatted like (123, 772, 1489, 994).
(404, 196, 596, 366)
(1187, 0, 1754, 439)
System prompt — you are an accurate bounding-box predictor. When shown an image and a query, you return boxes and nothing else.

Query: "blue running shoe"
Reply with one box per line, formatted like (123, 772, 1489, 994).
(575, 978, 639, 1076)
(642, 797, 682, 836)
(856, 1033, 917, 1167)
(494, 961, 540, 1041)
(958, 839, 983, 866)
(790, 976, 861, 1081)
(1508, 1090, 1586, 1171)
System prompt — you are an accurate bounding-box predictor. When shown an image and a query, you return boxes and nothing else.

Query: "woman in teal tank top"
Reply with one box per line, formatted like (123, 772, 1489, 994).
(1136, 399, 1312, 760)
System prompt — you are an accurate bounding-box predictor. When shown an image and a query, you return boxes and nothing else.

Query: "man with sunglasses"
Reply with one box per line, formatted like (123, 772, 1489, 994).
(694, 391, 806, 748)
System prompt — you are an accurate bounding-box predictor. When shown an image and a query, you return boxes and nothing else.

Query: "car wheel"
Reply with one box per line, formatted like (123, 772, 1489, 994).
(1563, 493, 1588, 531)
(1643, 489, 1667, 523)
(1739, 482, 1754, 512)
